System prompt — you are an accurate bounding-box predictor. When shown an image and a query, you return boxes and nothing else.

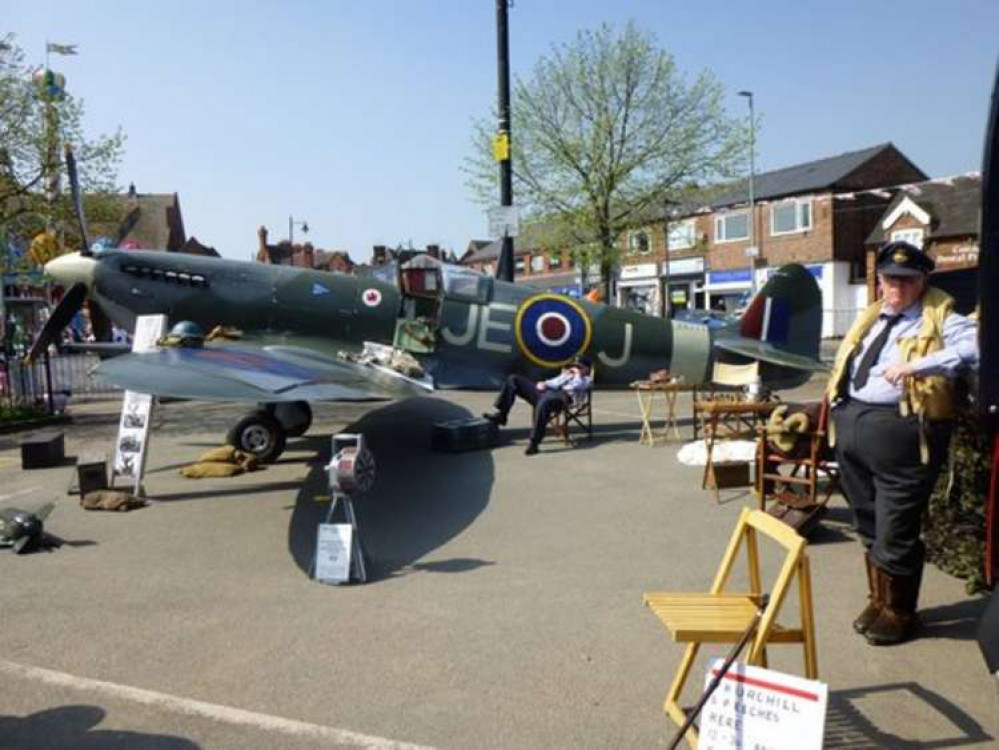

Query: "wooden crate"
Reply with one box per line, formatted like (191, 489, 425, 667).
(706, 461, 751, 489)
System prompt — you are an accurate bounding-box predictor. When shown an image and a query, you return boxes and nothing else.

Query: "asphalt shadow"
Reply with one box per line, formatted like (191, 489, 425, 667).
(287, 397, 495, 581)
(0, 705, 201, 750)
(824, 682, 992, 748)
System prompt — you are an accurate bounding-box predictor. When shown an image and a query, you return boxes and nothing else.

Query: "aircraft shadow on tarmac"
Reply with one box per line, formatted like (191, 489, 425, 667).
(824, 682, 992, 748)
(287, 397, 495, 581)
(0, 705, 201, 750)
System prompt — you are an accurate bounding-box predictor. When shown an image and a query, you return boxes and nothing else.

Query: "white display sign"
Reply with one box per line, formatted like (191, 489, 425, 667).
(699, 660, 827, 750)
(487, 205, 520, 238)
(112, 314, 167, 495)
(619, 263, 657, 280)
(315, 523, 353, 584)
(664, 257, 705, 276)
(744, 245, 760, 258)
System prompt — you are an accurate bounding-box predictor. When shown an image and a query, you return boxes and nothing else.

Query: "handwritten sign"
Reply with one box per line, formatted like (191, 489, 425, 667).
(699, 660, 827, 750)
(315, 524, 353, 584)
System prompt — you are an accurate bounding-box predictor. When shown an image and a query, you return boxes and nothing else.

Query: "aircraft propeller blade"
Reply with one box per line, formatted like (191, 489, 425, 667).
(64, 145, 91, 258)
(24, 282, 87, 363)
(88, 299, 113, 343)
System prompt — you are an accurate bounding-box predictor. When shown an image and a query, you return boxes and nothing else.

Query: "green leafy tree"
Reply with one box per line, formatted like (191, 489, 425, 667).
(0, 33, 126, 268)
(466, 22, 747, 299)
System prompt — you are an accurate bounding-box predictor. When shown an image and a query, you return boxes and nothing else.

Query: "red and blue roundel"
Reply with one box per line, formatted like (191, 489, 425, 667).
(514, 294, 593, 368)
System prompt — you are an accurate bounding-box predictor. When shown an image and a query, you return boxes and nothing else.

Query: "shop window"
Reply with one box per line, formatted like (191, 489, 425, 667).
(530, 255, 545, 273)
(514, 258, 525, 275)
(715, 212, 749, 243)
(770, 199, 812, 236)
(549, 254, 562, 270)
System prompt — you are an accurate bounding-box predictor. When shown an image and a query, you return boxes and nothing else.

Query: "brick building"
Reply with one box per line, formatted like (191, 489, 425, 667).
(463, 143, 928, 336)
(865, 173, 981, 314)
(256, 226, 355, 273)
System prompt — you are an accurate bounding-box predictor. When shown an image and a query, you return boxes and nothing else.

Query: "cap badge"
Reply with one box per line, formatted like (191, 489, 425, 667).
(892, 250, 909, 264)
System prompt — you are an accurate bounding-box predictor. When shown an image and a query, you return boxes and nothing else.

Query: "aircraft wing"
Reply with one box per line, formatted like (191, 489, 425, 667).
(94, 343, 434, 403)
(714, 337, 829, 373)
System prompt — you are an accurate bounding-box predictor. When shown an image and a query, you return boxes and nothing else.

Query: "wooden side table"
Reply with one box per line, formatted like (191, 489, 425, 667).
(631, 381, 690, 445)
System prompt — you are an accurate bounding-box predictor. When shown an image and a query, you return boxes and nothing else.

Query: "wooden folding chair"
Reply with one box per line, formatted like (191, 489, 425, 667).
(643, 508, 818, 749)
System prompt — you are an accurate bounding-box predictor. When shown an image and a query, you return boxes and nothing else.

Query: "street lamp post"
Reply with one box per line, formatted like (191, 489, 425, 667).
(288, 216, 309, 245)
(661, 199, 681, 318)
(738, 90, 757, 295)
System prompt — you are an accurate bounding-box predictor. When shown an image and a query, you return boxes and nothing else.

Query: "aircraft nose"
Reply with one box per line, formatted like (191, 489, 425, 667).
(45, 252, 97, 288)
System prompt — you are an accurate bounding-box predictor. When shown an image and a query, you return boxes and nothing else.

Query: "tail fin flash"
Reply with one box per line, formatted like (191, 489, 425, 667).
(739, 264, 822, 360)
(714, 264, 825, 388)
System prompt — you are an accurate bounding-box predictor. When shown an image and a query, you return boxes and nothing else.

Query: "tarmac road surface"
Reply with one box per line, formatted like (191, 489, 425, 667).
(0, 384, 996, 749)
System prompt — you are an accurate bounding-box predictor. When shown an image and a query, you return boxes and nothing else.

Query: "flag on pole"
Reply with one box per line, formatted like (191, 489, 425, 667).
(46, 43, 78, 55)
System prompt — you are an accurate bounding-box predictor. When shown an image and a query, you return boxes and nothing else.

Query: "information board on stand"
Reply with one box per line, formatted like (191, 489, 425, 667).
(315, 524, 353, 584)
(698, 659, 827, 750)
(111, 314, 167, 496)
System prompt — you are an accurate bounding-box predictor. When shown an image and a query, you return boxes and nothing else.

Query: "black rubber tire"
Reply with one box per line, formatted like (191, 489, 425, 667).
(227, 411, 286, 463)
(274, 401, 312, 438)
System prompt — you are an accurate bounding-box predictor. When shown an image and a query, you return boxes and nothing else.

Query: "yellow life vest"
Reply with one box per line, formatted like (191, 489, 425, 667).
(826, 287, 955, 462)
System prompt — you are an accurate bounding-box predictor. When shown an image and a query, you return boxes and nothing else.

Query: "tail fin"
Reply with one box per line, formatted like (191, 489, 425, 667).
(714, 264, 825, 389)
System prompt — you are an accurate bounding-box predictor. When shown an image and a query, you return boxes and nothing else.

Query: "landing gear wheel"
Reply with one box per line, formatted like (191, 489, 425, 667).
(228, 411, 286, 463)
(273, 401, 312, 438)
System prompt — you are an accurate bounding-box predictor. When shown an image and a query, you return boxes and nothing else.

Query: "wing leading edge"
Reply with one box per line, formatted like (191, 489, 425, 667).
(94, 343, 434, 403)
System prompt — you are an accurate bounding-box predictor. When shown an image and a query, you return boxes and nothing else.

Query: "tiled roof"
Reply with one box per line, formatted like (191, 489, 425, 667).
(865, 173, 981, 245)
(709, 143, 917, 208)
(115, 193, 184, 250)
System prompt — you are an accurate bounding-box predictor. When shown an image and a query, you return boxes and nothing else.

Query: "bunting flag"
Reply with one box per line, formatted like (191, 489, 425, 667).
(46, 42, 78, 55)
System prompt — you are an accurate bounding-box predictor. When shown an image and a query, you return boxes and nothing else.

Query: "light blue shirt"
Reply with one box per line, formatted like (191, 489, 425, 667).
(848, 299, 979, 404)
(544, 371, 593, 405)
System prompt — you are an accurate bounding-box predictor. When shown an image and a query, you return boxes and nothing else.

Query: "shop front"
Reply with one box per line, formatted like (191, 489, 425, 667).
(704, 268, 752, 312)
(616, 263, 661, 316)
(661, 257, 705, 317)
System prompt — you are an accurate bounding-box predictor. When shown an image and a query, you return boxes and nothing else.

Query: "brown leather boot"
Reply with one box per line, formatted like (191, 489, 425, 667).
(864, 567, 922, 646)
(852, 553, 882, 634)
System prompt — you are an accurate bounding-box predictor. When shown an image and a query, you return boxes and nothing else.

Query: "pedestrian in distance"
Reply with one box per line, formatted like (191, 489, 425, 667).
(826, 240, 979, 646)
(483, 357, 593, 456)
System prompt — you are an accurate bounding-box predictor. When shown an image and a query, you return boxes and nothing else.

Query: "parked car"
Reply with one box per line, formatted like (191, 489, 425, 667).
(673, 309, 737, 330)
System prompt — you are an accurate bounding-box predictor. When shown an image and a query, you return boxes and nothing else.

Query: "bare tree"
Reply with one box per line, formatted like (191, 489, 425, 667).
(466, 23, 747, 299)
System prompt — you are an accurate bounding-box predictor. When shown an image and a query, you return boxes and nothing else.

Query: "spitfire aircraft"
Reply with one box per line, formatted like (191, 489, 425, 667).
(27, 151, 824, 462)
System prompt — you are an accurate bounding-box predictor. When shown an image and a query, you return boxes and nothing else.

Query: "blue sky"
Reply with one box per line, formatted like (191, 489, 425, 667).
(5, 0, 998, 262)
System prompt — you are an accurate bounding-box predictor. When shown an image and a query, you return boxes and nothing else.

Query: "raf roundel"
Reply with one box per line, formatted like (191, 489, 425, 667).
(514, 294, 592, 368)
(362, 288, 382, 307)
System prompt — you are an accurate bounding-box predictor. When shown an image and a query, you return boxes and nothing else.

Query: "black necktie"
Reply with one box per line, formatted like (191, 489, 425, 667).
(852, 313, 904, 390)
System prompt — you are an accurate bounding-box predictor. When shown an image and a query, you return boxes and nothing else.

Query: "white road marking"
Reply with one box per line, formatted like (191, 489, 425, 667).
(0, 487, 41, 502)
(0, 659, 437, 750)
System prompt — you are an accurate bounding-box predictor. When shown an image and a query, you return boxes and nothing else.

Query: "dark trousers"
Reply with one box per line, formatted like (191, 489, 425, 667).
(494, 374, 568, 445)
(832, 400, 951, 576)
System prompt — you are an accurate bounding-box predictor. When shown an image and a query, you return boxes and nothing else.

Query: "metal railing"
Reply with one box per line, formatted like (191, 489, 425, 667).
(1, 352, 120, 408)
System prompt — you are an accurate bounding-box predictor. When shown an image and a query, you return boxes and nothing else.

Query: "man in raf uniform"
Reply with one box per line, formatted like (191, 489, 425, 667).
(826, 240, 978, 645)
(483, 357, 593, 456)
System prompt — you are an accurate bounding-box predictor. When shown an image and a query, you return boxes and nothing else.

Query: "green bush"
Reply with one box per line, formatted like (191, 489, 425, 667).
(0, 404, 49, 424)
(925, 389, 990, 594)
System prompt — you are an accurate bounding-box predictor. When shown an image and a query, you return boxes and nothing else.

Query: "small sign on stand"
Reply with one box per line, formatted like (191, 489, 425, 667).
(315, 523, 353, 584)
(110, 314, 167, 497)
(698, 659, 827, 750)
(312, 433, 374, 585)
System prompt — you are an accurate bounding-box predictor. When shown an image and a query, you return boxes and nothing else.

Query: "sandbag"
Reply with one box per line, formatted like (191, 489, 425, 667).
(81, 490, 146, 511)
(180, 462, 245, 479)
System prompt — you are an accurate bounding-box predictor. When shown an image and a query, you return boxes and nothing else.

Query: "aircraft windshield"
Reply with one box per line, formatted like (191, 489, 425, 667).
(441, 265, 492, 304)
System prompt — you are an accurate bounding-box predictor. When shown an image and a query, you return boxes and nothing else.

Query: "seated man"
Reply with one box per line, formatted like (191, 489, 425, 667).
(483, 357, 593, 456)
